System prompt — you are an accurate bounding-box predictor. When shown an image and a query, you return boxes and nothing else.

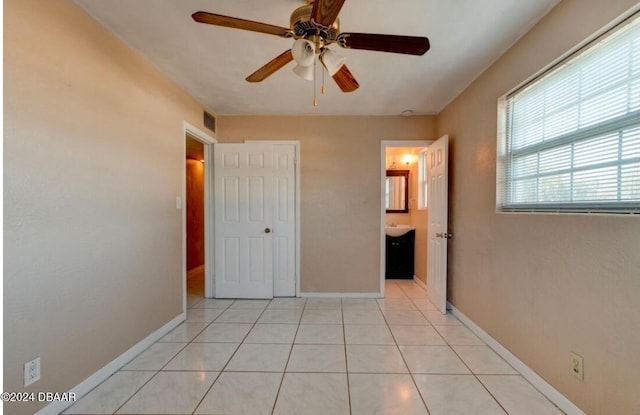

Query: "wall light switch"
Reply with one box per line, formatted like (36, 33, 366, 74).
(176, 196, 182, 209)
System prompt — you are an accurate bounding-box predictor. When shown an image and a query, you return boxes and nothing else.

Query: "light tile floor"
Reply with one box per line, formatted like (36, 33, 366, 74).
(64, 280, 565, 415)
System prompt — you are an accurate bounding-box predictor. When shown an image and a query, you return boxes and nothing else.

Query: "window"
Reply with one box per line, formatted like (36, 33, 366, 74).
(418, 149, 428, 209)
(498, 12, 640, 213)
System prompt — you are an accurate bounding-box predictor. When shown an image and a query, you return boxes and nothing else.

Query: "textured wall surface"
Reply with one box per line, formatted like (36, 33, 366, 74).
(436, 1, 640, 413)
(4, 0, 208, 413)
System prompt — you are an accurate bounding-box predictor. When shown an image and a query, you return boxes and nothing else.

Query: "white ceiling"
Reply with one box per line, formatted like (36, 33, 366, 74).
(74, 0, 560, 116)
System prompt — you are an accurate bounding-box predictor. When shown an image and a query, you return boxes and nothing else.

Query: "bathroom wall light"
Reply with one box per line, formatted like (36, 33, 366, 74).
(402, 154, 413, 165)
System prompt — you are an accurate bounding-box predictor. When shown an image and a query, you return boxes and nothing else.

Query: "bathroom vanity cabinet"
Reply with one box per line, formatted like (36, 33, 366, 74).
(385, 229, 415, 279)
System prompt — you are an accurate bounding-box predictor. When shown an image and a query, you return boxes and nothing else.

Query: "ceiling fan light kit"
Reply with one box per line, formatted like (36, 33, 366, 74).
(293, 63, 315, 81)
(319, 48, 346, 76)
(292, 39, 316, 67)
(192, 0, 430, 105)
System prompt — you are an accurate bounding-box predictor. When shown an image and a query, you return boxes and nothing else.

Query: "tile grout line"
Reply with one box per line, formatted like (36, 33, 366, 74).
(191, 299, 272, 414)
(270, 299, 307, 415)
(341, 298, 353, 415)
(398, 280, 515, 415)
(445, 341, 512, 415)
(110, 320, 207, 415)
(110, 329, 210, 412)
(178, 299, 236, 415)
(99, 298, 235, 414)
(376, 281, 432, 415)
(77, 285, 552, 415)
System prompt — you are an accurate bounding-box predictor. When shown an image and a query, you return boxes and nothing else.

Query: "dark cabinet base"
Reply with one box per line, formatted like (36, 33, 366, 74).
(385, 230, 415, 279)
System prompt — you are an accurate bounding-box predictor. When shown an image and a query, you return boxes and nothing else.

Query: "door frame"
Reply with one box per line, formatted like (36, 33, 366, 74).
(246, 140, 301, 297)
(183, 121, 216, 313)
(380, 140, 433, 297)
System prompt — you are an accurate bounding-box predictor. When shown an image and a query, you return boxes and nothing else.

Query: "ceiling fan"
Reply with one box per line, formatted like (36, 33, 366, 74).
(192, 0, 430, 96)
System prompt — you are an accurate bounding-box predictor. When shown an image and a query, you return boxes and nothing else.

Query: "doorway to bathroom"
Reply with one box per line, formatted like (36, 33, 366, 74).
(380, 140, 431, 293)
(380, 136, 451, 314)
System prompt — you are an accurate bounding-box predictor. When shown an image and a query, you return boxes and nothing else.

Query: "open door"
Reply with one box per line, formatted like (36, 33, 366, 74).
(427, 135, 450, 313)
(214, 143, 274, 298)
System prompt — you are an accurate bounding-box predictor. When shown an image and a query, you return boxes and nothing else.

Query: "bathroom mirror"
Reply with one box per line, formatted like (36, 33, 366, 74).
(385, 170, 409, 213)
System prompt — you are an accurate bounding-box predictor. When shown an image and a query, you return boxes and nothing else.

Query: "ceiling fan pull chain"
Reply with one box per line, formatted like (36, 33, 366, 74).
(321, 65, 326, 95)
(313, 57, 318, 107)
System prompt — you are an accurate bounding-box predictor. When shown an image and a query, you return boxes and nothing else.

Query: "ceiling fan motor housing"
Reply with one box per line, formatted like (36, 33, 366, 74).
(290, 4, 339, 42)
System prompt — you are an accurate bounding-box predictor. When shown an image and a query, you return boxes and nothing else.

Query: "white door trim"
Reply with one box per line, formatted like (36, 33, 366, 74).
(245, 140, 301, 297)
(183, 121, 216, 312)
(380, 140, 433, 297)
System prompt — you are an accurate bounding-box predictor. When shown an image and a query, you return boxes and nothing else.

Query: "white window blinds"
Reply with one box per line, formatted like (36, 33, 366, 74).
(501, 13, 640, 213)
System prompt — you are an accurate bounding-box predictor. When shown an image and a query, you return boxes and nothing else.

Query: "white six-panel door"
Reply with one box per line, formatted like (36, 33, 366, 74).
(214, 143, 274, 298)
(427, 135, 450, 314)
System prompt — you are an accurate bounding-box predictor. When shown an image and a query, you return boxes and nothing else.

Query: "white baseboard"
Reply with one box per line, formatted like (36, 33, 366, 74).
(299, 292, 382, 298)
(447, 302, 586, 415)
(36, 312, 186, 415)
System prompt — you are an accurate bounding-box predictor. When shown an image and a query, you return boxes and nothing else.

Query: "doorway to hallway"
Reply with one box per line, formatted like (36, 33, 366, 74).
(186, 134, 205, 298)
(182, 122, 215, 311)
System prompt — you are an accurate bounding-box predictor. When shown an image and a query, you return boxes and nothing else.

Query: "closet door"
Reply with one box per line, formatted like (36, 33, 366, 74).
(214, 143, 274, 298)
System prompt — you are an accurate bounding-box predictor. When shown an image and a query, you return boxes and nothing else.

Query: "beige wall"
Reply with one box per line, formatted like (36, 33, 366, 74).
(4, 0, 209, 413)
(217, 116, 436, 292)
(436, 1, 640, 414)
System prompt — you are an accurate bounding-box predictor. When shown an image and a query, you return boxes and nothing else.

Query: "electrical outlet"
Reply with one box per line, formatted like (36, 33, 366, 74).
(24, 357, 41, 387)
(570, 352, 584, 381)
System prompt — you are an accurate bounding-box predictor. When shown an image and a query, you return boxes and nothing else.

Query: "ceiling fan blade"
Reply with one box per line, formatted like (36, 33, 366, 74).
(311, 0, 346, 27)
(246, 50, 294, 82)
(192, 11, 291, 37)
(338, 33, 430, 55)
(332, 64, 359, 92)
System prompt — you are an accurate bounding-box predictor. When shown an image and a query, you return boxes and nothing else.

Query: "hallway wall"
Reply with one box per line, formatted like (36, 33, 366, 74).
(186, 158, 205, 270)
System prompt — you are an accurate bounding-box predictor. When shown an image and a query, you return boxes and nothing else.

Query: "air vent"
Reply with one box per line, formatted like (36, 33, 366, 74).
(203, 111, 216, 133)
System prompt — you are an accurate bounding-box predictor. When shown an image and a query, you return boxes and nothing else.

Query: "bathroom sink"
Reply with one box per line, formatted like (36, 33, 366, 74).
(385, 225, 415, 237)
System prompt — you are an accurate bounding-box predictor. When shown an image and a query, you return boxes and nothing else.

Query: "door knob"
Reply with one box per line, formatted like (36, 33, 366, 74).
(265, 228, 271, 234)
